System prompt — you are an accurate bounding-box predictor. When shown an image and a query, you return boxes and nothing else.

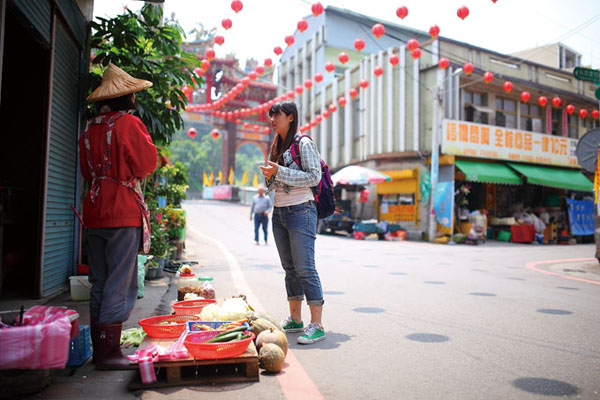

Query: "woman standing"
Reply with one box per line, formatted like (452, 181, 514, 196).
(81, 64, 157, 369)
(260, 101, 325, 344)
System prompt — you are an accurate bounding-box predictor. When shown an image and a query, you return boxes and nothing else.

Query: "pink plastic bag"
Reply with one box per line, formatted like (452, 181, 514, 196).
(0, 306, 77, 370)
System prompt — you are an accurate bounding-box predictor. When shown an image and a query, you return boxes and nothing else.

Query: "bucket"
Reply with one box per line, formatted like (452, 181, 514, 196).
(69, 276, 91, 301)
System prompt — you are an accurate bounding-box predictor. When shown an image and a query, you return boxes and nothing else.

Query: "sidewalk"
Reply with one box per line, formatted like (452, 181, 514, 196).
(532, 258, 600, 283)
(8, 273, 176, 399)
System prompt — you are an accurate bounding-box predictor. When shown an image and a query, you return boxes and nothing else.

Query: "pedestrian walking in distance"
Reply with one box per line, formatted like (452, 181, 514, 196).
(81, 64, 157, 369)
(260, 101, 326, 344)
(250, 185, 273, 245)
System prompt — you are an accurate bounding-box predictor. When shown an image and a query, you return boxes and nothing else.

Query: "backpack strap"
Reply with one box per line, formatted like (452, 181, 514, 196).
(289, 134, 312, 170)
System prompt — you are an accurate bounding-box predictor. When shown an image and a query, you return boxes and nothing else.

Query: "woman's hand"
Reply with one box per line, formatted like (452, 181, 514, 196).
(259, 161, 279, 180)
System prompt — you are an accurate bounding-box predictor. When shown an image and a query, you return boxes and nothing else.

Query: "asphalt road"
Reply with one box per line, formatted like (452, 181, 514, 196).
(143, 200, 600, 400)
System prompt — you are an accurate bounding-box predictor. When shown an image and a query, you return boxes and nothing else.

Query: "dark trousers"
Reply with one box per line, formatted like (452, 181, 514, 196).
(87, 227, 141, 324)
(254, 214, 269, 242)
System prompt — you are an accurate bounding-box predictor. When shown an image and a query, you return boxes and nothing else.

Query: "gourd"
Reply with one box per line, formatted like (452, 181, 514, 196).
(247, 311, 283, 331)
(259, 343, 285, 373)
(250, 318, 278, 337)
(256, 328, 288, 355)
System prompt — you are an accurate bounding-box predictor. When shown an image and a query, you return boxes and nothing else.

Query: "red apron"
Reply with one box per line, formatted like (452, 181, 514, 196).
(82, 112, 151, 254)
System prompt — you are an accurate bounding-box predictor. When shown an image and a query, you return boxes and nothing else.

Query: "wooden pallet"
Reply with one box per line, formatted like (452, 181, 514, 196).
(128, 336, 259, 390)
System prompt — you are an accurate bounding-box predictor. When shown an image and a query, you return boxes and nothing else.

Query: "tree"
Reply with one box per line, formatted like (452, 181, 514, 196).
(89, 4, 201, 144)
(169, 134, 222, 191)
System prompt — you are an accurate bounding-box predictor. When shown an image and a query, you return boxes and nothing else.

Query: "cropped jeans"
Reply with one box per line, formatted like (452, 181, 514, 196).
(272, 201, 324, 306)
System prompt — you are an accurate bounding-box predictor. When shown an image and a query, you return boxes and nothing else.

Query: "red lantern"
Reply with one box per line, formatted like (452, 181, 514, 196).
(243, 76, 252, 84)
(316, 115, 323, 124)
(263, 127, 270, 135)
(314, 72, 324, 83)
(295, 85, 304, 95)
(372, 23, 385, 39)
(503, 81, 513, 93)
(438, 57, 449, 69)
(389, 54, 400, 66)
(520, 91, 530, 103)
(338, 96, 347, 107)
(234, 109, 241, 117)
(235, 119, 241, 125)
(579, 109, 588, 119)
(374, 65, 384, 77)
(222, 18, 232, 30)
(274, 46, 283, 56)
(592, 110, 599, 119)
(311, 2, 324, 17)
(253, 125, 260, 132)
(566, 104, 575, 114)
(359, 79, 369, 89)
(285, 35, 295, 47)
(410, 48, 422, 59)
(187, 127, 197, 138)
(551, 96, 562, 108)
(210, 129, 220, 139)
(429, 25, 440, 39)
(349, 87, 358, 98)
(407, 38, 419, 51)
(231, 0, 243, 13)
(396, 6, 408, 19)
(214, 35, 225, 46)
(463, 62, 474, 75)
(297, 19, 308, 33)
(256, 65, 265, 75)
(329, 104, 338, 113)
(310, 120, 317, 128)
(243, 122, 250, 129)
(483, 71, 494, 83)
(360, 189, 369, 203)
(193, 67, 202, 76)
(338, 52, 349, 65)
(205, 48, 215, 61)
(287, 90, 295, 100)
(457, 5, 469, 20)
(227, 111, 234, 120)
(264, 58, 273, 68)
(201, 59, 211, 71)
(322, 110, 330, 119)
(354, 38, 366, 52)
(304, 79, 313, 89)
(325, 61, 335, 73)
(538, 96, 547, 107)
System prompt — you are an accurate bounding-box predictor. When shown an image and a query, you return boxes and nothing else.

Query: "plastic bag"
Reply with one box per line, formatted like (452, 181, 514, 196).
(137, 255, 147, 298)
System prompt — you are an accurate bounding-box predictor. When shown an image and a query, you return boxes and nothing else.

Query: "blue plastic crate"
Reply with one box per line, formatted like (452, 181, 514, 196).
(186, 321, 250, 332)
(66, 325, 91, 367)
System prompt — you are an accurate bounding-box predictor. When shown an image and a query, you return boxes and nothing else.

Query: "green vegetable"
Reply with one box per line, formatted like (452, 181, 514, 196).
(240, 333, 251, 340)
(206, 331, 243, 343)
(120, 327, 147, 347)
(213, 325, 247, 338)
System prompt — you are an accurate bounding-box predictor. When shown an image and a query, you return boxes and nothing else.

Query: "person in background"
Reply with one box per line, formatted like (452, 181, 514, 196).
(250, 185, 273, 245)
(81, 64, 157, 369)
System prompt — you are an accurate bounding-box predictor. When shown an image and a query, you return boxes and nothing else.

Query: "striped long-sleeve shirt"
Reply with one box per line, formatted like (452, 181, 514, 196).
(266, 135, 322, 207)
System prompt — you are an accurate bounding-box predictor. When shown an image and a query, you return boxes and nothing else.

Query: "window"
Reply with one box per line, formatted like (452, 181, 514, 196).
(551, 108, 562, 136)
(567, 114, 579, 138)
(353, 97, 360, 140)
(520, 103, 543, 133)
(495, 97, 517, 128)
(464, 91, 488, 124)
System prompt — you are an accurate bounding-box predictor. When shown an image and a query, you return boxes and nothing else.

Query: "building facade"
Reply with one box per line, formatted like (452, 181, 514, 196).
(277, 6, 599, 239)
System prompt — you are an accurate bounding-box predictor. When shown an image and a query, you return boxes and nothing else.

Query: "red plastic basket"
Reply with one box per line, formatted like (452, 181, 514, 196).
(184, 330, 254, 359)
(138, 315, 200, 339)
(172, 299, 216, 316)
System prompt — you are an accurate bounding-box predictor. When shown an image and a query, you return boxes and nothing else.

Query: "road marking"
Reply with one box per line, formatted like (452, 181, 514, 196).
(526, 258, 600, 286)
(190, 227, 325, 400)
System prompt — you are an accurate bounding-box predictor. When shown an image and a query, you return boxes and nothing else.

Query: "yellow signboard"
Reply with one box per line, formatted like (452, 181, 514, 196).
(441, 119, 579, 168)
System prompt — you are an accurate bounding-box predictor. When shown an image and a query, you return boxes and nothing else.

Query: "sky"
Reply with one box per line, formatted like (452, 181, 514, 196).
(93, 0, 600, 69)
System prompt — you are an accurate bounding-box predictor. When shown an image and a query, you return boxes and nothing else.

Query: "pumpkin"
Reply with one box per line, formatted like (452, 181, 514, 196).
(250, 318, 278, 337)
(259, 343, 285, 373)
(247, 311, 283, 332)
(256, 328, 288, 355)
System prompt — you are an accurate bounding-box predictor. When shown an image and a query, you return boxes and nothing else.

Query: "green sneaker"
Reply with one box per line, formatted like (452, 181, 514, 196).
(297, 323, 325, 344)
(281, 316, 304, 333)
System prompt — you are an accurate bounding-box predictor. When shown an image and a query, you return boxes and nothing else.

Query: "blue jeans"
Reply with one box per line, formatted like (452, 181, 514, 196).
(272, 201, 324, 306)
(254, 214, 269, 242)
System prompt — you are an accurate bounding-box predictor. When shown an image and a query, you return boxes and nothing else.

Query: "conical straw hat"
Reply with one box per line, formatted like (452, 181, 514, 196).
(87, 64, 152, 102)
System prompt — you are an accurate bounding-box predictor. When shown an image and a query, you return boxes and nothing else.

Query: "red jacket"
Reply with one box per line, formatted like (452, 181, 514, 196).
(79, 112, 157, 228)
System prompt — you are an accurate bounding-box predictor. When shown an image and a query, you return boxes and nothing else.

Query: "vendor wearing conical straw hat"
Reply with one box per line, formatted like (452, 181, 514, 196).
(80, 64, 156, 370)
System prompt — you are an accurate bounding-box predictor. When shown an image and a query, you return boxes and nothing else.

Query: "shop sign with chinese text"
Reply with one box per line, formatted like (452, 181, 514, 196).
(441, 119, 579, 168)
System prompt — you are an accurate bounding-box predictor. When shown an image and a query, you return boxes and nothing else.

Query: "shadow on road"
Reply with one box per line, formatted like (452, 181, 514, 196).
(289, 332, 352, 351)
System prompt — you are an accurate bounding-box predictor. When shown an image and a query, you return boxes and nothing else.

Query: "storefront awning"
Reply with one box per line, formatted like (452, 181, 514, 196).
(455, 160, 523, 185)
(507, 163, 593, 192)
